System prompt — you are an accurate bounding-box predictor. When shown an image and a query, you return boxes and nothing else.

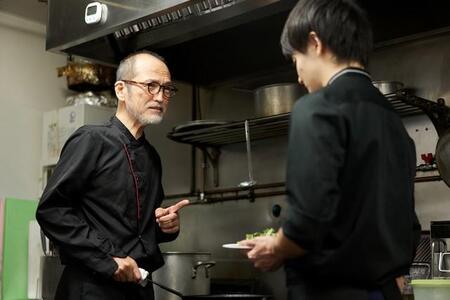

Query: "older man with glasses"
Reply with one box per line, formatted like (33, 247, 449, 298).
(36, 51, 189, 300)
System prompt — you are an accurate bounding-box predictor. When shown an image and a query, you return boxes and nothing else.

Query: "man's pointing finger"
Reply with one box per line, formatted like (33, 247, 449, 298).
(168, 199, 190, 214)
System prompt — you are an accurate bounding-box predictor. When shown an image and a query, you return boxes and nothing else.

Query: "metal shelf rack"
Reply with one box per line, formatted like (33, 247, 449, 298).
(165, 92, 447, 203)
(386, 93, 424, 116)
(167, 92, 441, 147)
(167, 113, 290, 147)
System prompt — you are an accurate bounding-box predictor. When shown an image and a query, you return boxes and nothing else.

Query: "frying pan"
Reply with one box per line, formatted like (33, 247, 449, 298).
(435, 129, 450, 187)
(149, 278, 270, 300)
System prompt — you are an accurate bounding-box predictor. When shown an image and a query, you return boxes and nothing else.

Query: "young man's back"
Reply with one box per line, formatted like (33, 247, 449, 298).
(284, 69, 420, 299)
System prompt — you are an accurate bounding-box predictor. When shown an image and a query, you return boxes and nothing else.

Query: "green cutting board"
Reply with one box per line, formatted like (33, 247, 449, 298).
(2, 198, 38, 300)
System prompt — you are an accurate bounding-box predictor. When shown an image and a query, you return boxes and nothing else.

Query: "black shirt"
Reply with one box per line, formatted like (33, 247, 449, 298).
(36, 116, 177, 277)
(282, 69, 421, 288)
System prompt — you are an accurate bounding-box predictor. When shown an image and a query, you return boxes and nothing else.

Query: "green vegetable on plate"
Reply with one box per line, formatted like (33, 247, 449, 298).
(245, 227, 276, 240)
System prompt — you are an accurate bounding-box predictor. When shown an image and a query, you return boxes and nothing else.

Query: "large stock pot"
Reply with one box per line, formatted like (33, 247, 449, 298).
(153, 252, 216, 300)
(254, 83, 306, 117)
(372, 80, 404, 95)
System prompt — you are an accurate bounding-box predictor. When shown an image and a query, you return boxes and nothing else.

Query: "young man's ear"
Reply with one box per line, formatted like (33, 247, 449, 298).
(308, 31, 323, 56)
(114, 81, 126, 102)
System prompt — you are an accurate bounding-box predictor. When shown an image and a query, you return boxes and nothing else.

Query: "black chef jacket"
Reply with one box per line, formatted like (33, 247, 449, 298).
(36, 116, 177, 278)
(282, 69, 421, 290)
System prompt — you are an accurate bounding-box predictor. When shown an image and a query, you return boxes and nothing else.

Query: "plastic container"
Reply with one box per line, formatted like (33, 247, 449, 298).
(411, 279, 450, 300)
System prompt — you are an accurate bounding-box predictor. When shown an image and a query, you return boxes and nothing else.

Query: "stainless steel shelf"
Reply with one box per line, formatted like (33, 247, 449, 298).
(164, 92, 447, 204)
(167, 113, 290, 147)
(386, 93, 424, 116)
(167, 92, 439, 148)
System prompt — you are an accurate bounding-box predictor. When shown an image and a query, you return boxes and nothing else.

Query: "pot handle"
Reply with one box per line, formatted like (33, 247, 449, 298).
(438, 252, 450, 273)
(192, 260, 216, 279)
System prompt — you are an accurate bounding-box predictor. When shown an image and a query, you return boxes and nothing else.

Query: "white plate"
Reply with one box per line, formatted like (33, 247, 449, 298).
(222, 243, 252, 250)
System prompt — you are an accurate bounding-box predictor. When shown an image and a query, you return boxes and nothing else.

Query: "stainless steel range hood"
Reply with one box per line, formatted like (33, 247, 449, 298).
(47, 0, 296, 65)
(47, 0, 450, 86)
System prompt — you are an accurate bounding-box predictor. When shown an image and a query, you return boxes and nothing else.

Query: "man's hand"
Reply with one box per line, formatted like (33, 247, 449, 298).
(112, 256, 141, 283)
(155, 199, 190, 234)
(239, 236, 284, 272)
(239, 228, 305, 272)
(396, 276, 407, 294)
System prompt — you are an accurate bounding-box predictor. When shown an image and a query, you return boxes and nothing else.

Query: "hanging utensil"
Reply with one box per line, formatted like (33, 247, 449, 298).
(239, 120, 256, 187)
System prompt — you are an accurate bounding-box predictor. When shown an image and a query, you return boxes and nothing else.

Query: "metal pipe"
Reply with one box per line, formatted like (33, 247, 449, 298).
(166, 173, 440, 202)
(164, 192, 197, 200)
(190, 84, 198, 194)
(203, 182, 284, 194)
(414, 175, 442, 183)
(201, 148, 208, 194)
(164, 181, 285, 200)
(202, 190, 286, 203)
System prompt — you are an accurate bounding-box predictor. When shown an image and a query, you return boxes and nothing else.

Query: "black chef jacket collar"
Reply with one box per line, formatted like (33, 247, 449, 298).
(327, 67, 371, 86)
(110, 116, 146, 146)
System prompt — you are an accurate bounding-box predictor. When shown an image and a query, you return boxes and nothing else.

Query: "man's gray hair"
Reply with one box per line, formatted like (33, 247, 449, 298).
(116, 50, 166, 81)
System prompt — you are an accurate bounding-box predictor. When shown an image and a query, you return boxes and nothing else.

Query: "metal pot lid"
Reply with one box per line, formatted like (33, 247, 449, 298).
(436, 130, 450, 187)
(172, 120, 228, 133)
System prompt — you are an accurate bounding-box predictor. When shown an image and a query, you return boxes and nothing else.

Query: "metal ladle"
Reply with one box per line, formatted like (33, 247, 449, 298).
(239, 120, 256, 188)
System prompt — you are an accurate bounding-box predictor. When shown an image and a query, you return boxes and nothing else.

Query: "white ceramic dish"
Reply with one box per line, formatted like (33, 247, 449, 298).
(222, 243, 252, 250)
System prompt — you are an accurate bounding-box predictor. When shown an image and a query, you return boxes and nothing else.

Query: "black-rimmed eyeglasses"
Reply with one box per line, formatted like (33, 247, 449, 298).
(121, 80, 178, 98)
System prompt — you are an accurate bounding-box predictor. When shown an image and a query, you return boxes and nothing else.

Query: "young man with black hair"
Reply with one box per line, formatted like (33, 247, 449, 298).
(240, 1, 420, 299)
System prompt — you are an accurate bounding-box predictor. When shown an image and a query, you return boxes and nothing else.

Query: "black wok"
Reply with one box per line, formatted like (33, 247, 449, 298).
(436, 129, 450, 187)
(149, 278, 270, 300)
